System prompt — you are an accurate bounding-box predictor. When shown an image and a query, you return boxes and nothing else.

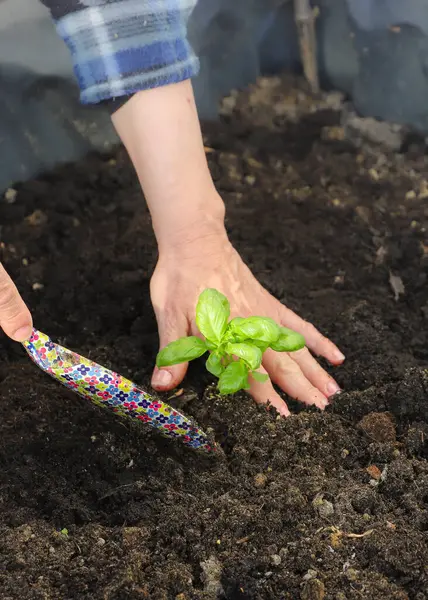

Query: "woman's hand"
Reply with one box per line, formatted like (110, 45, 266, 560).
(112, 81, 344, 415)
(150, 220, 344, 416)
(0, 263, 33, 341)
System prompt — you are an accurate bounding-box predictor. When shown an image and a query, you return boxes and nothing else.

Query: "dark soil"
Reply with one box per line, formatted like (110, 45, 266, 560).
(1, 76, 428, 600)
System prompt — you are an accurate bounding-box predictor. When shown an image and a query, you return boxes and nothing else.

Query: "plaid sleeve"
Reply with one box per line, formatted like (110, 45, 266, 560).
(41, 0, 199, 104)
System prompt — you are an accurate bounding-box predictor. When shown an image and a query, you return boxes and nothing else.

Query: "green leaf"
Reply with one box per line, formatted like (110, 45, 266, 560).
(251, 371, 269, 383)
(229, 316, 280, 344)
(206, 352, 224, 377)
(223, 318, 241, 341)
(227, 317, 244, 329)
(196, 288, 230, 344)
(205, 340, 217, 351)
(249, 339, 270, 353)
(270, 327, 305, 353)
(225, 342, 262, 370)
(156, 336, 208, 367)
(218, 361, 250, 395)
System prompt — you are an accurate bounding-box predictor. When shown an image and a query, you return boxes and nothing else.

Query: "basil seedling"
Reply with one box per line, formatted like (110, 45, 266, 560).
(156, 288, 305, 395)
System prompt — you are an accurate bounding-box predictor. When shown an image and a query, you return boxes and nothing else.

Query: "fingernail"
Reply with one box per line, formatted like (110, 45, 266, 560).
(153, 369, 173, 388)
(315, 396, 329, 410)
(326, 381, 341, 397)
(333, 350, 346, 362)
(13, 325, 33, 342)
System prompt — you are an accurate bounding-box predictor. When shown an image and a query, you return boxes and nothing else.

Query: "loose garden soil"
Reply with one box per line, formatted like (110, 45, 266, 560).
(1, 76, 428, 600)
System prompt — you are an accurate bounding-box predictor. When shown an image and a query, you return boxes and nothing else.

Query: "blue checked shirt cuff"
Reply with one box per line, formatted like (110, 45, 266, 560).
(46, 0, 199, 104)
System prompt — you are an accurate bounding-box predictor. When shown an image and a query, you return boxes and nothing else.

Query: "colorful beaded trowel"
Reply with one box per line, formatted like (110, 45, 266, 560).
(23, 329, 214, 453)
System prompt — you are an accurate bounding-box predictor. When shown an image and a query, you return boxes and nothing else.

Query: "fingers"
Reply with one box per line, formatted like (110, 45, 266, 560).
(248, 366, 290, 417)
(280, 306, 345, 365)
(288, 347, 341, 398)
(263, 349, 329, 410)
(152, 307, 189, 391)
(0, 263, 33, 341)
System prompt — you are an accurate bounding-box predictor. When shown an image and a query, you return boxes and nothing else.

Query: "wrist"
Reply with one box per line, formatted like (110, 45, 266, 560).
(153, 190, 228, 256)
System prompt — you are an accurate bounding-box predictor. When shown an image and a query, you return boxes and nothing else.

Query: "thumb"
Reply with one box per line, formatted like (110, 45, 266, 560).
(0, 263, 33, 341)
(152, 309, 189, 392)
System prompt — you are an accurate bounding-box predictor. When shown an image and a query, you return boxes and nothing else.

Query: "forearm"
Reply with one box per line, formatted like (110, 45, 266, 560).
(111, 80, 227, 253)
(42, 0, 224, 251)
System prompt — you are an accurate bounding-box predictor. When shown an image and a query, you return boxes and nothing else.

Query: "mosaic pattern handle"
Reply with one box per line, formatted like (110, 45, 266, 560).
(23, 329, 214, 453)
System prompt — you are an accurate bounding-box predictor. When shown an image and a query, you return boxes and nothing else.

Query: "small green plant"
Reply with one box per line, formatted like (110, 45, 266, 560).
(156, 288, 305, 395)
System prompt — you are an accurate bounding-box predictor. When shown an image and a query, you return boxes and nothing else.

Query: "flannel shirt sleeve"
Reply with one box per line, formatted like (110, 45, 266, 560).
(41, 0, 199, 104)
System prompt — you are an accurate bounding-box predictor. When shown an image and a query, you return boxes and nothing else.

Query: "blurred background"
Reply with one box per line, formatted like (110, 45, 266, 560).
(1, 0, 428, 191)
